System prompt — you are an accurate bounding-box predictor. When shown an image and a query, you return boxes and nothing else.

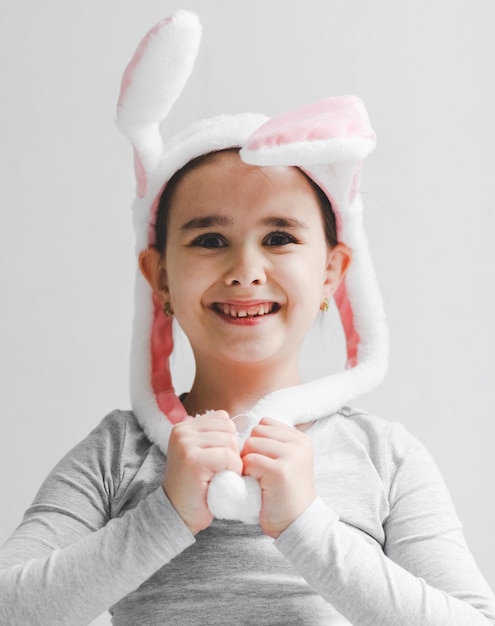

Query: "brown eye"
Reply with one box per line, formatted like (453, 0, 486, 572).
(263, 231, 297, 247)
(191, 233, 227, 248)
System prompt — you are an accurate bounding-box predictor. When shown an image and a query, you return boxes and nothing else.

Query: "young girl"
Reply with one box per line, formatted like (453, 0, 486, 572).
(1, 11, 494, 625)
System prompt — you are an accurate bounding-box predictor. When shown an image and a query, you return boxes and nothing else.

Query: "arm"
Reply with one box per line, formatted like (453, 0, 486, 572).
(0, 413, 195, 626)
(274, 422, 495, 625)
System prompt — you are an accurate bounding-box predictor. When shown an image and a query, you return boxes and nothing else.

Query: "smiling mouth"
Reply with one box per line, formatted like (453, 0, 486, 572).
(213, 302, 280, 319)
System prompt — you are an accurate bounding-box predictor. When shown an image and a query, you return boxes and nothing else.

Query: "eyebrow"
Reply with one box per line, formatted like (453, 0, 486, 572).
(261, 216, 309, 230)
(180, 214, 310, 232)
(180, 214, 233, 231)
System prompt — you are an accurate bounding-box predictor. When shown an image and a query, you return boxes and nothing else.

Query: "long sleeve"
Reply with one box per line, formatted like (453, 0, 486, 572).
(275, 421, 495, 625)
(0, 412, 195, 626)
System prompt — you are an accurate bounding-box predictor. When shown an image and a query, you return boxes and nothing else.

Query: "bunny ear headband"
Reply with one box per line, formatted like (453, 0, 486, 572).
(117, 11, 388, 523)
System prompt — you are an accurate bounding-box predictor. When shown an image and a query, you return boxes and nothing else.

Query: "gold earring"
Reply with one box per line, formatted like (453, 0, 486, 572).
(163, 301, 174, 316)
(320, 297, 329, 313)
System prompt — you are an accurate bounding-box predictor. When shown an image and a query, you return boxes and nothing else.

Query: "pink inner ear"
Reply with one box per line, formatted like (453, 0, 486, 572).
(244, 96, 375, 151)
(118, 16, 173, 107)
(150, 294, 188, 423)
(334, 282, 360, 368)
(134, 150, 148, 198)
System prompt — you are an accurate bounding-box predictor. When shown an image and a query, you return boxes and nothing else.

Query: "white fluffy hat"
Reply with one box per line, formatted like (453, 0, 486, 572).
(117, 11, 388, 523)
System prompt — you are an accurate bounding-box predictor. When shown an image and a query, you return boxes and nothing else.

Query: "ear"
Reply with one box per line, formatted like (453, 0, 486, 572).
(323, 243, 352, 297)
(139, 248, 169, 301)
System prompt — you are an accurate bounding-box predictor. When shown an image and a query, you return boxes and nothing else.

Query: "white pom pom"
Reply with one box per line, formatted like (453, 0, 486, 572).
(207, 471, 261, 524)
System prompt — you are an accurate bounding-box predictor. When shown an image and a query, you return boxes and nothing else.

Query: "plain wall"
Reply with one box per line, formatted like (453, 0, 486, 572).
(1, 2, 494, 624)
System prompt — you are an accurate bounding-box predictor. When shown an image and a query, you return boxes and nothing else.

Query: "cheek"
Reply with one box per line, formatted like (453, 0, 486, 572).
(280, 251, 328, 297)
(164, 252, 192, 302)
(165, 253, 213, 313)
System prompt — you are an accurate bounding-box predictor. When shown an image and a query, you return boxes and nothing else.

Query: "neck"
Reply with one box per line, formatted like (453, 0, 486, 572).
(182, 353, 301, 418)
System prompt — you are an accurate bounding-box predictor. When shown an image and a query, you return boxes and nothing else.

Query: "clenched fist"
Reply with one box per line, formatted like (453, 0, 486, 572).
(163, 411, 243, 534)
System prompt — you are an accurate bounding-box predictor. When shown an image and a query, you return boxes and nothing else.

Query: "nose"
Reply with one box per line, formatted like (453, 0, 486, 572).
(223, 244, 267, 287)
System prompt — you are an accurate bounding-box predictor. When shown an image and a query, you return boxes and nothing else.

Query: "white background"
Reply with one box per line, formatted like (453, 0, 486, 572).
(1, 1, 494, 624)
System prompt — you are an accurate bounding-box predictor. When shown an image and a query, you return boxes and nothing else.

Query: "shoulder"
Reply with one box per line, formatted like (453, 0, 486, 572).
(311, 407, 439, 490)
(51, 410, 158, 488)
(310, 406, 395, 458)
(64, 410, 150, 459)
(317, 406, 426, 453)
(87, 409, 151, 449)
(328, 406, 393, 438)
(30, 410, 162, 520)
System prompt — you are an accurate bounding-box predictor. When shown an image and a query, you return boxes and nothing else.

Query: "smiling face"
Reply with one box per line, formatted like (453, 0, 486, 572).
(143, 151, 350, 380)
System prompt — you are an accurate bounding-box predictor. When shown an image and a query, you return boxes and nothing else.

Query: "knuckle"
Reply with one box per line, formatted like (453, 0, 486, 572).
(224, 421, 237, 436)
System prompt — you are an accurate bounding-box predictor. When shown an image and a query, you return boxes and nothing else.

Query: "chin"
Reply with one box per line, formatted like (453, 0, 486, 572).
(222, 344, 295, 368)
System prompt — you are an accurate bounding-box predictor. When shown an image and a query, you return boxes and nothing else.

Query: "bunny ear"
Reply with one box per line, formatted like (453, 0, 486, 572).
(240, 96, 375, 165)
(116, 11, 202, 197)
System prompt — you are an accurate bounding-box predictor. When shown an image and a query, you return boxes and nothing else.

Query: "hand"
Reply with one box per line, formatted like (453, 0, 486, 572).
(241, 418, 316, 538)
(163, 411, 242, 535)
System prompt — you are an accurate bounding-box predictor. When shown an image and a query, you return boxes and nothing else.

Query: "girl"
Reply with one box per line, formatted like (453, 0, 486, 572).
(1, 11, 494, 625)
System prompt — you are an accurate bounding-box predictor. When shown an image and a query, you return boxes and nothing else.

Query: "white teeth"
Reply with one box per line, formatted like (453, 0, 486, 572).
(218, 303, 274, 318)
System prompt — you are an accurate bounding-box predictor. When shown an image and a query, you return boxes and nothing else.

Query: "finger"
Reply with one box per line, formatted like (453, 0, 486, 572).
(192, 431, 239, 452)
(175, 413, 236, 435)
(258, 417, 286, 427)
(250, 418, 297, 439)
(198, 447, 243, 475)
(241, 436, 286, 459)
(258, 417, 296, 430)
(242, 452, 277, 479)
